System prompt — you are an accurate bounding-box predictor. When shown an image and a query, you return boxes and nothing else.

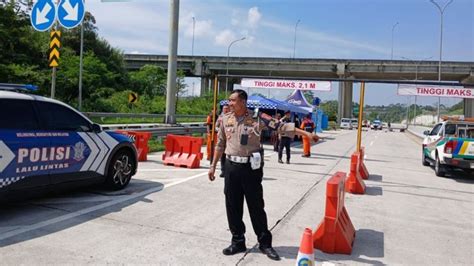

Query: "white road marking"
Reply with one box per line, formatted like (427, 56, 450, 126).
(321, 262, 337, 266)
(370, 141, 374, 147)
(164, 172, 207, 188)
(138, 168, 206, 172)
(0, 172, 207, 242)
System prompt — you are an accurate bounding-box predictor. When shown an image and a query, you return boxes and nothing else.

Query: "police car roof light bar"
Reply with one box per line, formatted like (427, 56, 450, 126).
(0, 83, 38, 91)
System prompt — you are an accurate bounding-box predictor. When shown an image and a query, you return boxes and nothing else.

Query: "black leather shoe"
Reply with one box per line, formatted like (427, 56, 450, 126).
(222, 244, 246, 256)
(286, 160, 290, 164)
(259, 246, 280, 261)
(278, 159, 283, 164)
(219, 173, 225, 178)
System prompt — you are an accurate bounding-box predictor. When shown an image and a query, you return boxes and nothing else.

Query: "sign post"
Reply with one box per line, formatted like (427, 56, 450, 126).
(30, 0, 86, 100)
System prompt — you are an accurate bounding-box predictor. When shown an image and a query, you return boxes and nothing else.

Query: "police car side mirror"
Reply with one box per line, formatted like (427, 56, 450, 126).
(423, 130, 430, 136)
(91, 123, 102, 133)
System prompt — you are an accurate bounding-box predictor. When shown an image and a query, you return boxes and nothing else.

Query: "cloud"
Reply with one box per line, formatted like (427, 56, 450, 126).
(231, 10, 240, 26)
(261, 20, 387, 56)
(247, 7, 261, 28)
(182, 15, 214, 39)
(215, 30, 236, 46)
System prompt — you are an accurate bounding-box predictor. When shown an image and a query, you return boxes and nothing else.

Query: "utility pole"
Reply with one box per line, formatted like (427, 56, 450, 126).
(292, 19, 300, 59)
(165, 0, 179, 124)
(430, 0, 453, 122)
(78, 15, 84, 111)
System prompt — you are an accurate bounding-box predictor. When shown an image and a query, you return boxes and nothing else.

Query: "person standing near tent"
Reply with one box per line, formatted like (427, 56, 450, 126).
(293, 115, 301, 141)
(272, 113, 282, 151)
(278, 111, 292, 164)
(300, 113, 315, 157)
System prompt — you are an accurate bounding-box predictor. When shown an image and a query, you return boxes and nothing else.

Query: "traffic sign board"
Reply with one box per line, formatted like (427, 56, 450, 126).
(49, 31, 61, 67)
(128, 93, 138, 104)
(353, 106, 359, 115)
(30, 0, 56, 32)
(57, 0, 85, 29)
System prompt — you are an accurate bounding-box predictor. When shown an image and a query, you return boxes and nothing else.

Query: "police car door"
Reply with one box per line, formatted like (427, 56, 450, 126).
(427, 123, 443, 158)
(35, 101, 96, 184)
(0, 99, 50, 191)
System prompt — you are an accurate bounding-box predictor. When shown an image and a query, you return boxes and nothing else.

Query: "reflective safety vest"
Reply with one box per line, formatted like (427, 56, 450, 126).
(302, 120, 315, 132)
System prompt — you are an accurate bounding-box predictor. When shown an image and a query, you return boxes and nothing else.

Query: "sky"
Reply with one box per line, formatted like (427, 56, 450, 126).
(84, 0, 473, 106)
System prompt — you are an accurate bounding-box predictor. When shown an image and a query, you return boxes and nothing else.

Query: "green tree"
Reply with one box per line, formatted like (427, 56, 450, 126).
(130, 64, 167, 97)
(320, 100, 338, 121)
(0, 3, 48, 82)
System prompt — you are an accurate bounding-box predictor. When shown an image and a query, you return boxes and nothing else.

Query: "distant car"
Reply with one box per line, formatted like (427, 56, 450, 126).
(371, 120, 382, 130)
(422, 117, 474, 176)
(362, 120, 369, 127)
(351, 118, 358, 129)
(340, 118, 352, 130)
(0, 85, 138, 201)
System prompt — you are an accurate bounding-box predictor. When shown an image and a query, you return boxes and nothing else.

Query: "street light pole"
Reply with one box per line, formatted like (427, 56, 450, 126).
(293, 19, 300, 59)
(225, 37, 246, 94)
(191, 16, 195, 56)
(391, 22, 399, 60)
(430, 0, 453, 122)
(401, 56, 434, 125)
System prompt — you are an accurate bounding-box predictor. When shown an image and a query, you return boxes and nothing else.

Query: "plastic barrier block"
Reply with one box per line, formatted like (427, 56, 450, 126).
(313, 171, 356, 254)
(162, 134, 203, 168)
(116, 130, 151, 162)
(359, 147, 369, 180)
(345, 152, 366, 194)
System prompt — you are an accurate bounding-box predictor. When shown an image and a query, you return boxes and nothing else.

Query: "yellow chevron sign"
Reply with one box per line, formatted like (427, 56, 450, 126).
(128, 92, 138, 104)
(49, 31, 61, 68)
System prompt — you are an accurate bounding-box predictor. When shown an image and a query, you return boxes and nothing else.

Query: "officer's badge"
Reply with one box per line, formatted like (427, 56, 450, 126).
(227, 116, 236, 126)
(73, 142, 86, 161)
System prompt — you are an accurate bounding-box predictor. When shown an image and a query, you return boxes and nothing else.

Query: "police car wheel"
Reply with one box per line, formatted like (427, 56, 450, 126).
(422, 148, 430, 166)
(434, 154, 445, 177)
(106, 150, 134, 190)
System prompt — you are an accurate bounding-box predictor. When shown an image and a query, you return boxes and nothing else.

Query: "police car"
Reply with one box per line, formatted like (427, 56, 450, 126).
(0, 84, 137, 200)
(422, 116, 474, 176)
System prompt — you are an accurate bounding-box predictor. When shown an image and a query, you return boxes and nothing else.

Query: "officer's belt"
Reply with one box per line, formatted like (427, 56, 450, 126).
(227, 155, 249, 164)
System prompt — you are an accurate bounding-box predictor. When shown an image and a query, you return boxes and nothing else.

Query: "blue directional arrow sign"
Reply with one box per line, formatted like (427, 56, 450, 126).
(57, 0, 85, 29)
(30, 0, 56, 32)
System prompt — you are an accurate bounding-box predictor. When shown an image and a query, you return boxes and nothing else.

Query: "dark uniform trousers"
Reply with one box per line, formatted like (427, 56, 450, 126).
(278, 137, 291, 161)
(220, 153, 226, 173)
(224, 160, 272, 248)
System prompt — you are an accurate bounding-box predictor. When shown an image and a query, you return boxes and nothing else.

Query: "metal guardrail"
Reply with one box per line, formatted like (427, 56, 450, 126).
(101, 124, 207, 138)
(83, 112, 207, 120)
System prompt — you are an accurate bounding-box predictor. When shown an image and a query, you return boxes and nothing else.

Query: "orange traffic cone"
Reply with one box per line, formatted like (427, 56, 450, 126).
(296, 228, 314, 266)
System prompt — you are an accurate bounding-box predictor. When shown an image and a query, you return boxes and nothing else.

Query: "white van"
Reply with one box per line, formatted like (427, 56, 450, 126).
(340, 118, 352, 129)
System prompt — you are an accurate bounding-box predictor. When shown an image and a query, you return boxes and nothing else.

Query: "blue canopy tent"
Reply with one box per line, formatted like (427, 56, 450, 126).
(220, 95, 307, 114)
(284, 90, 314, 113)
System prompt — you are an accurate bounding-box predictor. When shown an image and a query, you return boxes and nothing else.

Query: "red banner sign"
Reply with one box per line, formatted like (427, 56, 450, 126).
(397, 84, 474, 99)
(241, 78, 331, 91)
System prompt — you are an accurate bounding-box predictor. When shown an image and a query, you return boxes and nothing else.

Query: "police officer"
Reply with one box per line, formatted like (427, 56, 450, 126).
(208, 89, 319, 261)
(278, 110, 293, 164)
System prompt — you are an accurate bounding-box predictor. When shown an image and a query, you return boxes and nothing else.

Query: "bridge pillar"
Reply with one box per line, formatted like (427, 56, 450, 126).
(337, 81, 353, 123)
(464, 98, 474, 118)
(200, 77, 210, 96)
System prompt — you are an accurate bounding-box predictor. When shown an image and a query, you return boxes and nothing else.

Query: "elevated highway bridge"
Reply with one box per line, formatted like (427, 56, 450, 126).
(124, 54, 474, 118)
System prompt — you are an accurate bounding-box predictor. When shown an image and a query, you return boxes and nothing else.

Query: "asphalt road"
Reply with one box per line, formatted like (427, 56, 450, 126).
(1, 129, 472, 265)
